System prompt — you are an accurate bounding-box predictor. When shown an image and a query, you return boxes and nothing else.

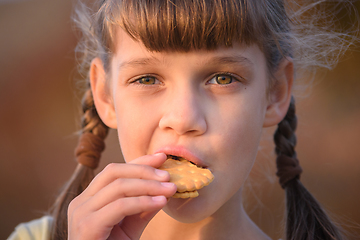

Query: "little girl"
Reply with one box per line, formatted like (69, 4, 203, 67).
(8, 0, 357, 239)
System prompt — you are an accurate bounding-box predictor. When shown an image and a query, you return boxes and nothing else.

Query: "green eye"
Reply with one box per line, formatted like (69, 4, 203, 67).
(215, 75, 233, 84)
(138, 76, 157, 85)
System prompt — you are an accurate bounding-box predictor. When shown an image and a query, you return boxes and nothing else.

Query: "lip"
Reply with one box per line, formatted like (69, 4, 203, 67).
(154, 146, 208, 168)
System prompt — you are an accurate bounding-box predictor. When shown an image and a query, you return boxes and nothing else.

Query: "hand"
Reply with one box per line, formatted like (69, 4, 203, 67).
(67, 153, 176, 240)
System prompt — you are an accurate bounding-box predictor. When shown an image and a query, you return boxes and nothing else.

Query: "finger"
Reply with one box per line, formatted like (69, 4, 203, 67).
(83, 162, 170, 197)
(128, 152, 167, 167)
(69, 196, 167, 240)
(84, 179, 176, 212)
(94, 196, 167, 234)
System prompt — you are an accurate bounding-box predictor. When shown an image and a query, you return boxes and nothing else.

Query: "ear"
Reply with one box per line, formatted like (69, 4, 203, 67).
(90, 58, 117, 129)
(263, 58, 294, 128)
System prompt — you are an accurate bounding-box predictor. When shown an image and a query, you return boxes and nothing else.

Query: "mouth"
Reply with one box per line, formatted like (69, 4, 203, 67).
(154, 146, 208, 169)
(166, 155, 206, 169)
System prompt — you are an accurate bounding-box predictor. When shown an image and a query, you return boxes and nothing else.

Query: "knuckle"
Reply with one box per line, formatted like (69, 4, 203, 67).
(114, 177, 126, 186)
(103, 162, 118, 173)
(138, 196, 156, 209)
(77, 217, 89, 232)
(137, 164, 146, 173)
(68, 196, 79, 216)
(68, 205, 96, 238)
(118, 197, 148, 215)
(139, 195, 151, 204)
(147, 179, 159, 188)
(112, 199, 130, 216)
(137, 164, 152, 176)
(74, 217, 95, 239)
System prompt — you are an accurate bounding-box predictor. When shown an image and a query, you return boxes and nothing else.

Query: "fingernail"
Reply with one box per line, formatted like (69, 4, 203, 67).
(153, 152, 166, 160)
(152, 196, 166, 202)
(155, 169, 168, 177)
(161, 182, 175, 188)
(153, 153, 164, 157)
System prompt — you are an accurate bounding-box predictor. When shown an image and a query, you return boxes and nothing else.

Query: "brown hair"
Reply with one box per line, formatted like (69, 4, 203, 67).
(50, 0, 357, 239)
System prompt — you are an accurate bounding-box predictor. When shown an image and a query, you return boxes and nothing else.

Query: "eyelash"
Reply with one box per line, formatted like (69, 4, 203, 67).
(206, 73, 243, 85)
(130, 75, 161, 86)
(130, 73, 243, 86)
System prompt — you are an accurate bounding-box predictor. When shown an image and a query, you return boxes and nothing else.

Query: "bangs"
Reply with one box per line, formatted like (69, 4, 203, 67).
(103, 0, 265, 52)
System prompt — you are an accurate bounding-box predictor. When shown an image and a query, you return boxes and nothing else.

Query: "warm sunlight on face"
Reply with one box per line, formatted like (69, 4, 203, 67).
(104, 28, 270, 222)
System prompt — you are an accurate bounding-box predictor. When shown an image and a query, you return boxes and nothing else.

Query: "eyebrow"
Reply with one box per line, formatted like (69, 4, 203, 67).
(201, 55, 254, 67)
(118, 54, 254, 70)
(118, 57, 162, 69)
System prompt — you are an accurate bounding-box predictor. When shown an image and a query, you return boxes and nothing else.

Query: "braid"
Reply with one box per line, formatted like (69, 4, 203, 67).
(80, 89, 109, 138)
(50, 87, 109, 240)
(274, 96, 345, 240)
(274, 96, 297, 159)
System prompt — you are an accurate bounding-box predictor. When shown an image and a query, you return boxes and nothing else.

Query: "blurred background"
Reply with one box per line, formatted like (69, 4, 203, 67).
(0, 0, 359, 239)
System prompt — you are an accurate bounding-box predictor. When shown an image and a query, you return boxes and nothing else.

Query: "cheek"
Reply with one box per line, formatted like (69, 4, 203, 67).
(215, 92, 266, 148)
(212, 93, 267, 182)
(223, 116, 263, 178)
(114, 96, 160, 162)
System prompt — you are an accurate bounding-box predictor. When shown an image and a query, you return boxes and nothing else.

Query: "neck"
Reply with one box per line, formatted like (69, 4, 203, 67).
(141, 190, 270, 240)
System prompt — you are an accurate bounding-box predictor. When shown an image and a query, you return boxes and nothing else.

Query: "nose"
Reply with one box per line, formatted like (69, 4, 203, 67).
(159, 88, 207, 136)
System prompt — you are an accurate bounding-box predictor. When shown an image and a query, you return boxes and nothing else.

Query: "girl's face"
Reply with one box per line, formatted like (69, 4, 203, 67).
(92, 29, 292, 223)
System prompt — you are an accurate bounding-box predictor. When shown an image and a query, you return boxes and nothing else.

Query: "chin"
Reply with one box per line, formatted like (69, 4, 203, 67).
(163, 191, 219, 223)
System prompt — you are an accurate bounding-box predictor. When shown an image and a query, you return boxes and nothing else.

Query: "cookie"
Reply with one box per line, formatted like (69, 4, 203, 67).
(159, 157, 214, 198)
(173, 190, 199, 198)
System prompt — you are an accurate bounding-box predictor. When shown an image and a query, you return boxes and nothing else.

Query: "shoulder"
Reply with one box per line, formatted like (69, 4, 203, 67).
(7, 216, 53, 240)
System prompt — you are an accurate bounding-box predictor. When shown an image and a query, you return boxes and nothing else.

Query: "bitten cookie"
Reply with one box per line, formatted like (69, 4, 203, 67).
(159, 157, 214, 198)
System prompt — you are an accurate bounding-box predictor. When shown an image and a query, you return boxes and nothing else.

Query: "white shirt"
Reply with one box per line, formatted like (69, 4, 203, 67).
(8, 216, 53, 240)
